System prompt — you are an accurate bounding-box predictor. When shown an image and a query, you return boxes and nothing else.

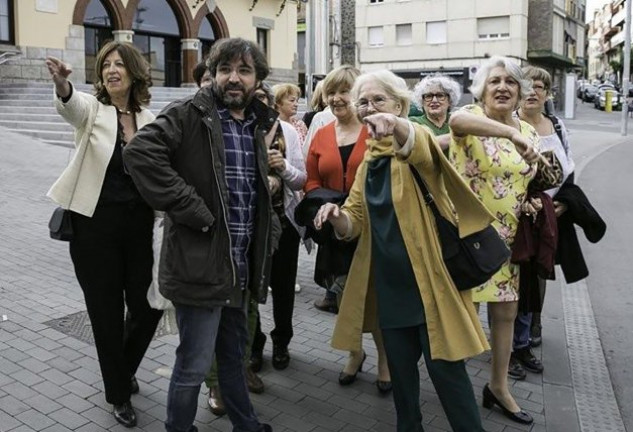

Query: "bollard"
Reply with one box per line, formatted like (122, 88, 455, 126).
(606, 90, 613, 112)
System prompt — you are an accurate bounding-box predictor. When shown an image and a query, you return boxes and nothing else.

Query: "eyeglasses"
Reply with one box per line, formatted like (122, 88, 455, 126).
(355, 96, 391, 110)
(422, 93, 448, 102)
(532, 84, 548, 94)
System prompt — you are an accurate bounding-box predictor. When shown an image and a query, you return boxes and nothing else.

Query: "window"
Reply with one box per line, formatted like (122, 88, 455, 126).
(257, 28, 269, 57)
(426, 21, 446, 44)
(368, 26, 384, 47)
(396, 24, 412, 46)
(477, 16, 510, 40)
(0, 0, 14, 44)
(369, 0, 384, 3)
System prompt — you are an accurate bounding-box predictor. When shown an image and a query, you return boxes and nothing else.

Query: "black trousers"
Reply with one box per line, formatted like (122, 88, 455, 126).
(253, 224, 300, 353)
(382, 325, 484, 432)
(70, 202, 162, 405)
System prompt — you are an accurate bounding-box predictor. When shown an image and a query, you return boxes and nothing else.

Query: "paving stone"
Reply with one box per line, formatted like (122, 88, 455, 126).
(0, 395, 31, 416)
(14, 409, 56, 430)
(56, 393, 94, 413)
(61, 379, 100, 399)
(48, 407, 90, 429)
(11, 368, 45, 387)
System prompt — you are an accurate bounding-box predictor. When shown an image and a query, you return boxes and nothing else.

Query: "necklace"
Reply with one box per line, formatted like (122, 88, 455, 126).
(115, 106, 132, 115)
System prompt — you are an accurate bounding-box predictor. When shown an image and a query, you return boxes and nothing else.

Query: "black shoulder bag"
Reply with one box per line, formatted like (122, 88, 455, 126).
(409, 166, 510, 291)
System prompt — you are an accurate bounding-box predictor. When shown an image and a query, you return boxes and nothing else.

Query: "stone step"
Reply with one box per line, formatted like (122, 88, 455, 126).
(0, 99, 172, 109)
(0, 113, 67, 122)
(0, 93, 193, 102)
(5, 128, 75, 142)
(0, 120, 73, 132)
(0, 105, 163, 116)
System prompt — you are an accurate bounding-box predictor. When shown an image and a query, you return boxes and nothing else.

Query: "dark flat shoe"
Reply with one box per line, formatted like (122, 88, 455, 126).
(113, 401, 137, 428)
(482, 384, 533, 425)
(338, 351, 366, 386)
(376, 380, 392, 394)
(272, 345, 290, 370)
(250, 351, 264, 373)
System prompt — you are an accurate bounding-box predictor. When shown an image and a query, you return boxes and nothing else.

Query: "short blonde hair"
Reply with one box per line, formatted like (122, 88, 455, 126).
(351, 70, 411, 118)
(321, 64, 361, 96)
(272, 83, 301, 109)
(522, 65, 552, 94)
(310, 80, 326, 111)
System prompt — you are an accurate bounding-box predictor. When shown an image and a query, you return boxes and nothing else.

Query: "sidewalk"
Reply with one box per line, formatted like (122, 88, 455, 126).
(0, 124, 626, 432)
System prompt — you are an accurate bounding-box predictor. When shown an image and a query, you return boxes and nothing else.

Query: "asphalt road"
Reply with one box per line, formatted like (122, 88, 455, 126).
(563, 100, 633, 431)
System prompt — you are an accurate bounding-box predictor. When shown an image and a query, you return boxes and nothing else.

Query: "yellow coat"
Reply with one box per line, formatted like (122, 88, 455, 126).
(332, 124, 492, 361)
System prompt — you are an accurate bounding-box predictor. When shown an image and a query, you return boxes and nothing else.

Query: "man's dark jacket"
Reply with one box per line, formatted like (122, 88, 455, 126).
(123, 86, 280, 308)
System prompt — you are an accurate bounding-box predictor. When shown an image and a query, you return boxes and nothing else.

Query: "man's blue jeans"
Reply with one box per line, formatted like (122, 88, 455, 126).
(513, 312, 532, 350)
(165, 302, 263, 432)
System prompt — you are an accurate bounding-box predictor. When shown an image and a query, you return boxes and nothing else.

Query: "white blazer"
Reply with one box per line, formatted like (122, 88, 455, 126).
(47, 84, 155, 217)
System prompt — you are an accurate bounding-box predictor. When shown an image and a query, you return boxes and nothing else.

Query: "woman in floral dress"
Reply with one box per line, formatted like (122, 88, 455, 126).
(449, 56, 543, 426)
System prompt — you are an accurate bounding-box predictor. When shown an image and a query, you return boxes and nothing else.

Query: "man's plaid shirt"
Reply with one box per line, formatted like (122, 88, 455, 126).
(217, 106, 258, 290)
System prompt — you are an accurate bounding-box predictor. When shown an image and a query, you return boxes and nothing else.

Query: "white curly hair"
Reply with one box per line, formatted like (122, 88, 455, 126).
(412, 73, 462, 110)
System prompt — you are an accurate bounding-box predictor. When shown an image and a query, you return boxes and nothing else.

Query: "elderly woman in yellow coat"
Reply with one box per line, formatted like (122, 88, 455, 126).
(314, 70, 491, 432)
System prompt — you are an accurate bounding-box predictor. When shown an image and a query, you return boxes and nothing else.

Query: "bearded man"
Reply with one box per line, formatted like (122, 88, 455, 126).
(123, 37, 279, 432)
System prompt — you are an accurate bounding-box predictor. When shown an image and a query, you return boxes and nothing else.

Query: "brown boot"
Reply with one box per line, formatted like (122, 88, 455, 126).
(207, 386, 226, 416)
(245, 366, 264, 394)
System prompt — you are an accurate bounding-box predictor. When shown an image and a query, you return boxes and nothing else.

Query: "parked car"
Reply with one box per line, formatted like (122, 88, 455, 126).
(581, 84, 598, 103)
(594, 85, 622, 110)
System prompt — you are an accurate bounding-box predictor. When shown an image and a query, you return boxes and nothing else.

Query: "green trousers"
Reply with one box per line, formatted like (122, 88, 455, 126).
(204, 292, 259, 388)
(382, 325, 484, 432)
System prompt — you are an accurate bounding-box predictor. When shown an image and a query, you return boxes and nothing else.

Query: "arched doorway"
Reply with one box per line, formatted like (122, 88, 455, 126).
(130, 0, 182, 87)
(83, 0, 116, 83)
(75, 0, 229, 86)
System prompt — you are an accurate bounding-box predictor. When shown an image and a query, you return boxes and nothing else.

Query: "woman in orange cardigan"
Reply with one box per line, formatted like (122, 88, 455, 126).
(304, 65, 392, 393)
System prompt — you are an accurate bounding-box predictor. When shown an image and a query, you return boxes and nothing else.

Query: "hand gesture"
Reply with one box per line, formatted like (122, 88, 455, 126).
(313, 203, 340, 230)
(510, 130, 549, 167)
(267, 149, 285, 172)
(363, 113, 399, 140)
(45, 56, 72, 85)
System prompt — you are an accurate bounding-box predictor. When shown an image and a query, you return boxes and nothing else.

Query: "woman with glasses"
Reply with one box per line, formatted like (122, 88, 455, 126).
(410, 73, 462, 151)
(510, 66, 577, 376)
(304, 65, 392, 393)
(313, 70, 490, 432)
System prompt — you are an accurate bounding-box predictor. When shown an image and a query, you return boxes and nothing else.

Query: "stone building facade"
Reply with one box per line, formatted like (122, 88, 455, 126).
(0, 0, 298, 86)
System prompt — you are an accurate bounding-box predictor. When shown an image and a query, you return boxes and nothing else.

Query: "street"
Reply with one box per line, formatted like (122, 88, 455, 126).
(0, 99, 630, 432)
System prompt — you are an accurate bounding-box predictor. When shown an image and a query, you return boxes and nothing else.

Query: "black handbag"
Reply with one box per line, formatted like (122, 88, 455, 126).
(49, 206, 74, 241)
(409, 166, 510, 291)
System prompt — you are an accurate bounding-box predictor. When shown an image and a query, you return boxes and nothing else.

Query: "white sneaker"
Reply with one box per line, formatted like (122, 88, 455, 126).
(294, 284, 301, 293)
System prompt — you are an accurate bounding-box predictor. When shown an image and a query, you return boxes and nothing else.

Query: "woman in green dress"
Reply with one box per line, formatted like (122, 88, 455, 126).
(314, 69, 491, 432)
(410, 73, 462, 151)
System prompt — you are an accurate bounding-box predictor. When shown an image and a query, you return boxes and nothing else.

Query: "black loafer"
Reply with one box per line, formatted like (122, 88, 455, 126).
(130, 376, 139, 394)
(508, 356, 527, 380)
(113, 401, 137, 428)
(513, 347, 544, 374)
(376, 380, 392, 394)
(272, 345, 290, 370)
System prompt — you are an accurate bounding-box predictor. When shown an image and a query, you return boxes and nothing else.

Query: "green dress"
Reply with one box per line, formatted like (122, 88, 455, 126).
(366, 157, 425, 328)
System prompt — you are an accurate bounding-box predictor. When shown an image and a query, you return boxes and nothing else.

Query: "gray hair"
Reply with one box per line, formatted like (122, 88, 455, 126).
(469, 56, 531, 101)
(412, 73, 462, 110)
(351, 70, 412, 118)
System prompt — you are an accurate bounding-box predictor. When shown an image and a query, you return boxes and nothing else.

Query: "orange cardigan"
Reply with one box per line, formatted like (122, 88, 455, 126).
(304, 122, 368, 193)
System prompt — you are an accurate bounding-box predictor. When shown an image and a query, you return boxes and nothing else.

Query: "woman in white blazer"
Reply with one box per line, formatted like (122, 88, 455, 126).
(45, 41, 161, 428)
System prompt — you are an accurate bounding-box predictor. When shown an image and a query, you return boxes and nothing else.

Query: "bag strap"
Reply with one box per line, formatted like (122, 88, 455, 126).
(408, 165, 443, 221)
(544, 113, 569, 156)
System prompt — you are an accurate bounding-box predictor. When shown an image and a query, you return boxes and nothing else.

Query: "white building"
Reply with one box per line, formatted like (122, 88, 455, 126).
(354, 0, 529, 91)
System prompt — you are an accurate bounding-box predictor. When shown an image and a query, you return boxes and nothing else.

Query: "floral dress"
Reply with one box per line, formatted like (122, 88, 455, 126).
(449, 104, 540, 303)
